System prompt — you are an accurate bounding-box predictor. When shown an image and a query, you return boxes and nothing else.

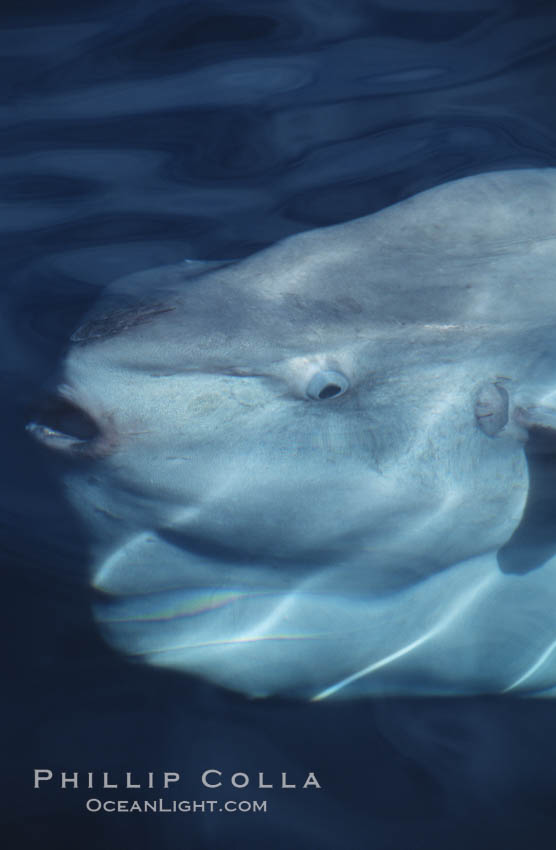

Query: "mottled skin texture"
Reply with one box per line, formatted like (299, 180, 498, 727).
(29, 169, 556, 698)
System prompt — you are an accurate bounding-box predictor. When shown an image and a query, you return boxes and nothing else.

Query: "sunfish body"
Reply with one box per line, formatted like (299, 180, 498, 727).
(29, 169, 556, 698)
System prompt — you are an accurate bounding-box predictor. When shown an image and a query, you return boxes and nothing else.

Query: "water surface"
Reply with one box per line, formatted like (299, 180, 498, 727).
(3, 1, 556, 847)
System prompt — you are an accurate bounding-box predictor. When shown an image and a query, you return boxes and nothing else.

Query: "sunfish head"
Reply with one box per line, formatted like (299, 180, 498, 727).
(28, 169, 556, 698)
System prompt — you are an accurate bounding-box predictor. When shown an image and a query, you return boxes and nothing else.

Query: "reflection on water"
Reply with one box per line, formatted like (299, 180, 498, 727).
(3, 1, 556, 848)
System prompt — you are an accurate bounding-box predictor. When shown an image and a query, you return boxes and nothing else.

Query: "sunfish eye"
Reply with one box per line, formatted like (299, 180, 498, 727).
(305, 370, 349, 400)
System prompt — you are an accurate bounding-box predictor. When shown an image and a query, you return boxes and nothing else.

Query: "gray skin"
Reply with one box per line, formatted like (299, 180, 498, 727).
(28, 169, 556, 699)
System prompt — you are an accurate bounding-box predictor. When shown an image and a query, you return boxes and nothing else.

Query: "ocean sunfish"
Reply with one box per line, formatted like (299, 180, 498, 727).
(28, 169, 556, 699)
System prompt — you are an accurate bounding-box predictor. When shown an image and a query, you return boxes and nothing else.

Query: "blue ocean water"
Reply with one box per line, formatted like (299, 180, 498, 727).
(3, 0, 556, 847)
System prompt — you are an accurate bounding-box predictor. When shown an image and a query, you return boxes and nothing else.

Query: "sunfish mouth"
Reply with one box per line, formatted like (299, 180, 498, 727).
(26, 391, 112, 457)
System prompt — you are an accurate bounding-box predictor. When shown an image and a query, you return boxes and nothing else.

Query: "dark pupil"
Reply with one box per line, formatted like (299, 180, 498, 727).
(318, 384, 341, 400)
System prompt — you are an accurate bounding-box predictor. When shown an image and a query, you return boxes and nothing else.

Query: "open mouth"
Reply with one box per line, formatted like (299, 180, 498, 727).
(26, 393, 104, 456)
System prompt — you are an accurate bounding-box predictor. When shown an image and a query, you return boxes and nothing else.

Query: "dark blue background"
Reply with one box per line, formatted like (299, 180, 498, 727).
(3, 1, 556, 847)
